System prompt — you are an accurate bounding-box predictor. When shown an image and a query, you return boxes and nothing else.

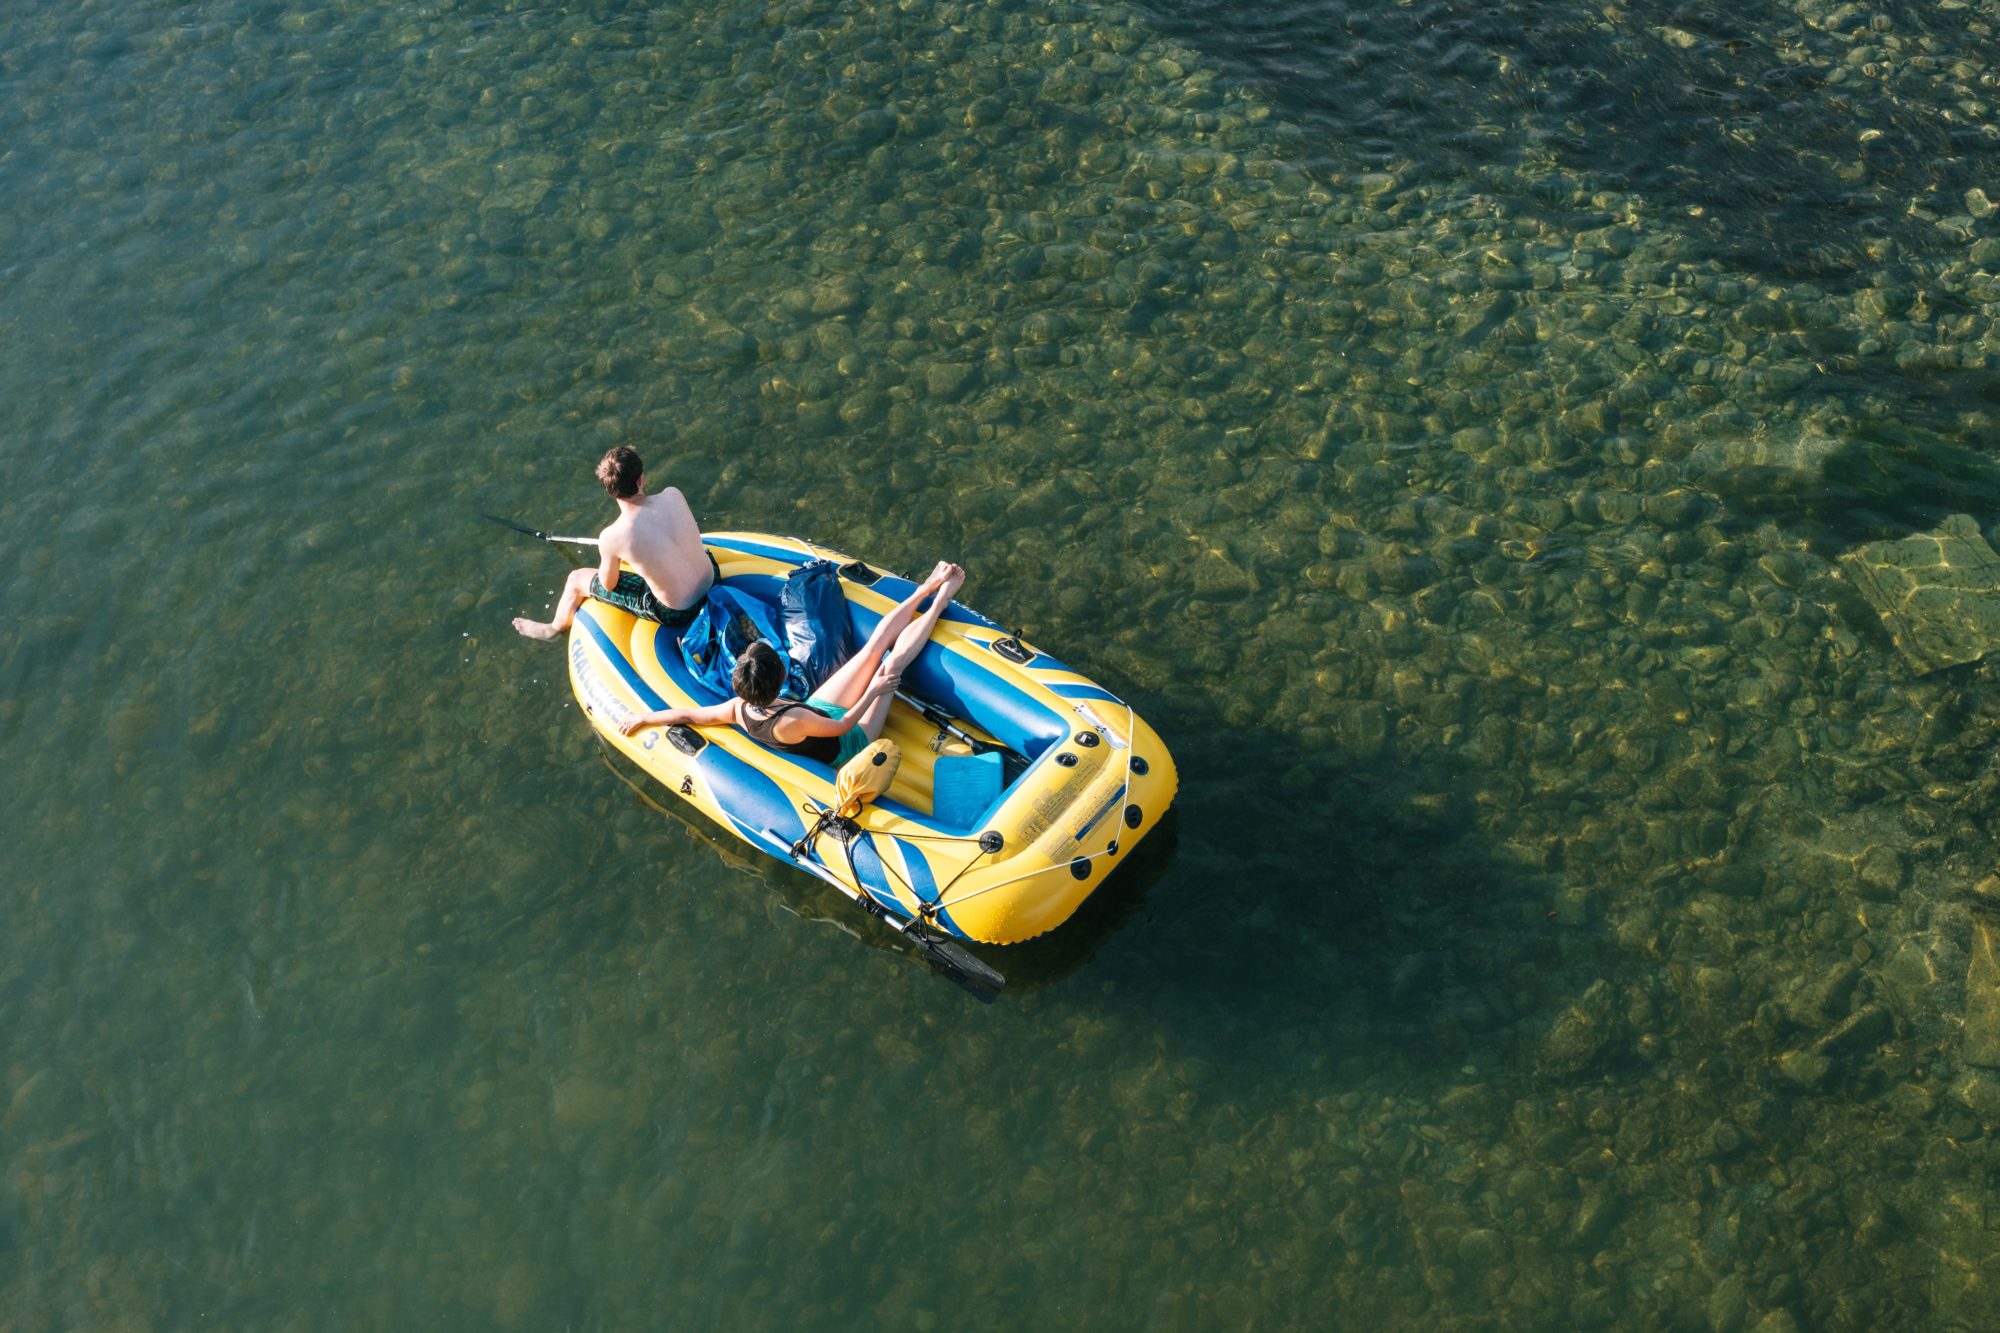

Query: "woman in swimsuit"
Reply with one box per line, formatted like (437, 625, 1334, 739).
(618, 561, 966, 766)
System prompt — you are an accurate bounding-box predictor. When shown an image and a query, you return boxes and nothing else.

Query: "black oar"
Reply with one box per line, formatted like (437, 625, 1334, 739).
(901, 693, 993, 751)
(849, 844, 1007, 996)
(481, 513, 601, 547)
(815, 833, 1006, 998)
(906, 921, 1007, 994)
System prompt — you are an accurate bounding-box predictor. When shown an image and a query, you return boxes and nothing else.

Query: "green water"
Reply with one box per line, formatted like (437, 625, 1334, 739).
(8, 0, 2000, 1326)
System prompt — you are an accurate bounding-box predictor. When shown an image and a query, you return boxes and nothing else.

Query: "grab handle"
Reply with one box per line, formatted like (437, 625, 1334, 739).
(989, 635, 1032, 665)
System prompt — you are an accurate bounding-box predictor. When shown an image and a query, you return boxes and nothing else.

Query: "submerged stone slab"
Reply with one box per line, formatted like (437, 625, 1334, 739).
(1840, 514, 2000, 675)
(1966, 916, 2000, 1070)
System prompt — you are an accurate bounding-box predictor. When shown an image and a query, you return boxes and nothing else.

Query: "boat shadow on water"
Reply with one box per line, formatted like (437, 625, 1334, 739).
(592, 691, 1573, 1079)
(1070, 691, 1588, 1083)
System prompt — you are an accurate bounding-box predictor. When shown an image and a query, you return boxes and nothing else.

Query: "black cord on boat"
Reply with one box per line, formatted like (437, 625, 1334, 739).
(842, 825, 980, 927)
(790, 801, 841, 861)
(933, 833, 1003, 900)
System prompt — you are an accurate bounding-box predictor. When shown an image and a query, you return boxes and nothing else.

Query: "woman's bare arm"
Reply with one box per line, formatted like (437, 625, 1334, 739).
(617, 698, 738, 735)
(774, 669, 899, 742)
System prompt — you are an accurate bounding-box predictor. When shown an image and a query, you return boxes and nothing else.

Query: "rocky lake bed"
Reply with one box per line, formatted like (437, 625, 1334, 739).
(9, 0, 2000, 1326)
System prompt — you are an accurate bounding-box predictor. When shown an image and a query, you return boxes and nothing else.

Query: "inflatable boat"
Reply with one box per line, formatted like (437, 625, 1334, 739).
(563, 532, 1178, 985)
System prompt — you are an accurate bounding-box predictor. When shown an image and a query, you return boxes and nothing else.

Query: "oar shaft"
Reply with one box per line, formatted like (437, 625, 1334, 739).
(482, 513, 601, 547)
(897, 691, 980, 748)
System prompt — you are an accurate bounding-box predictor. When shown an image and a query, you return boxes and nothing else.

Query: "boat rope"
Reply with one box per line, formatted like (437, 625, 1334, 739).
(784, 793, 950, 919)
(928, 839, 1125, 913)
(788, 803, 843, 862)
(789, 797, 987, 921)
(929, 840, 997, 906)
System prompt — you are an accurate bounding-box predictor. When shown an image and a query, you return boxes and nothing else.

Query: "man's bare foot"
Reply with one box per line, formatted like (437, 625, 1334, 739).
(512, 617, 562, 641)
(939, 563, 966, 599)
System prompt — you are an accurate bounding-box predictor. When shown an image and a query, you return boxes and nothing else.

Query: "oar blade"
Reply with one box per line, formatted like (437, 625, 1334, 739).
(481, 513, 550, 541)
(916, 933, 1006, 996)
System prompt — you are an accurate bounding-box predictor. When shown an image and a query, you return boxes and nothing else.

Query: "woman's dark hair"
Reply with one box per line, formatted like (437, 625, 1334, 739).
(732, 640, 786, 705)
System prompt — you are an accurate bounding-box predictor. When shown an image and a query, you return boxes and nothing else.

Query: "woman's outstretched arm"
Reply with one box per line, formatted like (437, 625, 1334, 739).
(617, 698, 738, 735)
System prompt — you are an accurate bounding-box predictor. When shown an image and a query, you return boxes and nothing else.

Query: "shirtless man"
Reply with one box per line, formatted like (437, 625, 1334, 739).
(511, 446, 716, 641)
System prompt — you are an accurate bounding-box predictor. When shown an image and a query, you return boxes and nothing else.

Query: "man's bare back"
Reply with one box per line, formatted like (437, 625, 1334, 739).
(604, 486, 709, 609)
(511, 447, 715, 642)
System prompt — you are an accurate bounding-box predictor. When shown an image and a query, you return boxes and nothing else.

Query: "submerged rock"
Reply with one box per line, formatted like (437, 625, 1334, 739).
(1957, 1072, 2000, 1123)
(1783, 961, 1859, 1028)
(1839, 514, 2000, 674)
(1810, 1003, 1891, 1060)
(1777, 1049, 1833, 1089)
(1569, 1189, 1623, 1247)
(1455, 1227, 1507, 1269)
(1964, 916, 2000, 1069)
(1537, 979, 1621, 1077)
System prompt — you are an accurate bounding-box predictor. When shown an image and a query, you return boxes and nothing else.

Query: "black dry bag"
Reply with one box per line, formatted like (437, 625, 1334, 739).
(781, 559, 857, 697)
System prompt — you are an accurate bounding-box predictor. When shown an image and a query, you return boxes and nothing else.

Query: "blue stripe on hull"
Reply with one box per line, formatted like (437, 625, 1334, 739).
(859, 572, 1001, 631)
(1048, 682, 1124, 704)
(576, 611, 667, 709)
(1073, 782, 1129, 844)
(578, 610, 806, 856)
(708, 534, 818, 565)
(1004, 648, 1070, 673)
(891, 839, 973, 941)
(844, 835, 904, 915)
(706, 748, 809, 857)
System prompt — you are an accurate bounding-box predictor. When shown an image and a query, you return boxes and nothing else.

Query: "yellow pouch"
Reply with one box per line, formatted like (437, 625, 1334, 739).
(832, 738, 901, 819)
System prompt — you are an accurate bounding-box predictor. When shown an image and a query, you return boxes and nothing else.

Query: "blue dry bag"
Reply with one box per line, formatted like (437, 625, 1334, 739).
(678, 585, 789, 697)
(780, 559, 857, 697)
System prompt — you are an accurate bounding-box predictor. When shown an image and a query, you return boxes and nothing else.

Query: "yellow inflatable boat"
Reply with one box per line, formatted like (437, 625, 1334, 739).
(563, 532, 1178, 984)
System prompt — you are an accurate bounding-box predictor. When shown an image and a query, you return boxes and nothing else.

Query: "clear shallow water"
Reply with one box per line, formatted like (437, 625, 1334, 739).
(7, 0, 2000, 1326)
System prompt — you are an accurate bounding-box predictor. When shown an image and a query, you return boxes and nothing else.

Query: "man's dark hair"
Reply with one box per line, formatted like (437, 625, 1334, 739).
(732, 640, 787, 706)
(596, 447, 643, 499)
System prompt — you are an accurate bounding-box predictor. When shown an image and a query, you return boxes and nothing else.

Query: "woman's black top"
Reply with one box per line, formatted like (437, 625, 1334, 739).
(740, 700, 840, 764)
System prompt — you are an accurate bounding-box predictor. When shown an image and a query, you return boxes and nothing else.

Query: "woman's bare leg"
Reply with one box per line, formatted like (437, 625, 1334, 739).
(513, 567, 597, 641)
(847, 563, 965, 742)
(880, 564, 963, 677)
(811, 562, 950, 709)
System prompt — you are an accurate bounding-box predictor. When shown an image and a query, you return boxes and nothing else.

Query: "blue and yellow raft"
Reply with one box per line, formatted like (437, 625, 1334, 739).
(565, 532, 1178, 948)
